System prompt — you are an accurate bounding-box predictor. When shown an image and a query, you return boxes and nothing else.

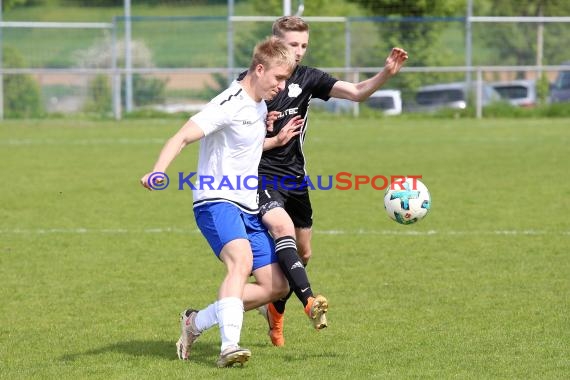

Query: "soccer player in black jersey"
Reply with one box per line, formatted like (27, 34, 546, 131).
(257, 16, 408, 347)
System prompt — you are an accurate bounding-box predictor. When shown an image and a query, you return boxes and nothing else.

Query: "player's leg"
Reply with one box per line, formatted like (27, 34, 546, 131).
(288, 192, 328, 330)
(295, 226, 312, 264)
(243, 264, 289, 310)
(181, 265, 286, 353)
(262, 208, 314, 306)
(258, 188, 327, 345)
(216, 239, 253, 367)
(180, 213, 287, 342)
(178, 202, 251, 366)
(180, 265, 287, 355)
(257, 189, 307, 346)
(243, 215, 289, 310)
(190, 264, 287, 339)
(259, 188, 314, 309)
(178, 207, 288, 362)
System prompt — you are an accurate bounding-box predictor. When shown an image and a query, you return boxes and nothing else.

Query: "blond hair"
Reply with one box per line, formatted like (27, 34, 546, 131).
(249, 36, 296, 72)
(272, 16, 309, 38)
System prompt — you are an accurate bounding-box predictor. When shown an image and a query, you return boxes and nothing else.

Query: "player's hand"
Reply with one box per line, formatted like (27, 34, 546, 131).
(384, 47, 408, 76)
(274, 115, 304, 147)
(266, 110, 280, 132)
(140, 172, 160, 191)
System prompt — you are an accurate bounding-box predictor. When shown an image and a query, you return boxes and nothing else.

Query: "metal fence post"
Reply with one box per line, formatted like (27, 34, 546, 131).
(112, 17, 121, 120)
(227, 0, 235, 87)
(124, 0, 133, 113)
(345, 19, 358, 117)
(0, 1, 3, 121)
(465, 0, 473, 91)
(476, 68, 483, 119)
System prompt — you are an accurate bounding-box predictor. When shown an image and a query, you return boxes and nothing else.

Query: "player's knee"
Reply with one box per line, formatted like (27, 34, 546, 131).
(277, 270, 290, 296)
(298, 246, 312, 264)
(263, 210, 295, 238)
(269, 222, 295, 239)
(273, 277, 289, 299)
(277, 283, 290, 299)
(231, 260, 253, 278)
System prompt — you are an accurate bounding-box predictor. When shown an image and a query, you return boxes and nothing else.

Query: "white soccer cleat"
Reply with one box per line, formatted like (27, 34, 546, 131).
(216, 346, 251, 368)
(176, 309, 201, 360)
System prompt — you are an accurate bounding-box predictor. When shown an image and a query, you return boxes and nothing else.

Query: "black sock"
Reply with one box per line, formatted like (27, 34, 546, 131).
(273, 236, 313, 309)
(273, 261, 309, 313)
(272, 289, 294, 314)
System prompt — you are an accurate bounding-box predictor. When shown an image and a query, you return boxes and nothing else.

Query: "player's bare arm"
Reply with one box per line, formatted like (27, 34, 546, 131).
(329, 47, 408, 102)
(263, 115, 304, 151)
(140, 120, 205, 190)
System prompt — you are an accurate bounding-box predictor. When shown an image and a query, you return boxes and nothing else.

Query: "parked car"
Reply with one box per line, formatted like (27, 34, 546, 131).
(410, 82, 502, 113)
(365, 89, 402, 115)
(490, 79, 537, 107)
(310, 89, 402, 116)
(310, 97, 354, 114)
(550, 61, 570, 103)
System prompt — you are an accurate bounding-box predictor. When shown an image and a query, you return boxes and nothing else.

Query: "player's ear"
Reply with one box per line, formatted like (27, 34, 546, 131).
(255, 63, 265, 77)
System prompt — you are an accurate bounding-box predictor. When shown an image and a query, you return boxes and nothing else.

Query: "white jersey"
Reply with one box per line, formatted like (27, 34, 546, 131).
(190, 85, 267, 213)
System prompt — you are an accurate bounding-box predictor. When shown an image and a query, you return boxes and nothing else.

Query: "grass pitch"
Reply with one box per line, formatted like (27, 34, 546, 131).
(1, 117, 569, 379)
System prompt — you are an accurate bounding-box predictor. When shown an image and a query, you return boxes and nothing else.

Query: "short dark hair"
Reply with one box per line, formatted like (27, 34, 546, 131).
(272, 16, 309, 38)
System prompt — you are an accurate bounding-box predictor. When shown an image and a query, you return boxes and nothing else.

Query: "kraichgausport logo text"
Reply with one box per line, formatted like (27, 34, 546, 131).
(146, 172, 422, 191)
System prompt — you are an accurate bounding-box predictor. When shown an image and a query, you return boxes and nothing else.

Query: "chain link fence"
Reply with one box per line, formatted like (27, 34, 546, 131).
(1, 13, 569, 119)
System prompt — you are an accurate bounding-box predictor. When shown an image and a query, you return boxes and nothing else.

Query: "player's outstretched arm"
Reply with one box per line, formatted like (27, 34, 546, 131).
(140, 120, 205, 190)
(329, 47, 408, 103)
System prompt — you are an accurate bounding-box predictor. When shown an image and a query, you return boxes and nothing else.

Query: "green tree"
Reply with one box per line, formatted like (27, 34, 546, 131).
(473, 0, 570, 67)
(235, 0, 372, 69)
(2, 0, 46, 11)
(75, 35, 167, 110)
(3, 46, 44, 118)
(121, 74, 167, 107)
(346, 0, 466, 100)
(347, 0, 465, 67)
(84, 74, 112, 114)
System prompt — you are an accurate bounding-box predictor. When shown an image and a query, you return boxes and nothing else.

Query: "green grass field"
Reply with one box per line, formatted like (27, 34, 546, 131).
(1, 117, 569, 379)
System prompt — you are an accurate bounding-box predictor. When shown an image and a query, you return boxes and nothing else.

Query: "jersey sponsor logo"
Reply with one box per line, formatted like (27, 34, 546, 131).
(278, 107, 299, 118)
(287, 83, 302, 97)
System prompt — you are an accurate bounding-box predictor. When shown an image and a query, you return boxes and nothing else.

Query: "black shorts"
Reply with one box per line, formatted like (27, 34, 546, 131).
(258, 187, 313, 229)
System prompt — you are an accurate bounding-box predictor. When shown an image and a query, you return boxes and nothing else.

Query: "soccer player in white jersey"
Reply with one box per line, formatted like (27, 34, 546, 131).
(140, 36, 301, 368)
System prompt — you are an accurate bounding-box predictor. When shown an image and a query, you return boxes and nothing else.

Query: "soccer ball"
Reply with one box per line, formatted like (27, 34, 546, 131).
(384, 177, 431, 225)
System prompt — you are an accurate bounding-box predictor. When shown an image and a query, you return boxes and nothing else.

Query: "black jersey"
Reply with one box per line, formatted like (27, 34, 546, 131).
(259, 65, 338, 179)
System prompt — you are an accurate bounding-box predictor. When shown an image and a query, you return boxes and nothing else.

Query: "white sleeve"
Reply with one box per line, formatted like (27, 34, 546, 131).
(190, 103, 231, 136)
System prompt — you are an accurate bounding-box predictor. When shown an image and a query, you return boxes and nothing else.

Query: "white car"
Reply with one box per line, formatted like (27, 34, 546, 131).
(365, 89, 402, 115)
(310, 97, 354, 114)
(310, 89, 402, 116)
(412, 82, 502, 112)
(490, 79, 537, 107)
